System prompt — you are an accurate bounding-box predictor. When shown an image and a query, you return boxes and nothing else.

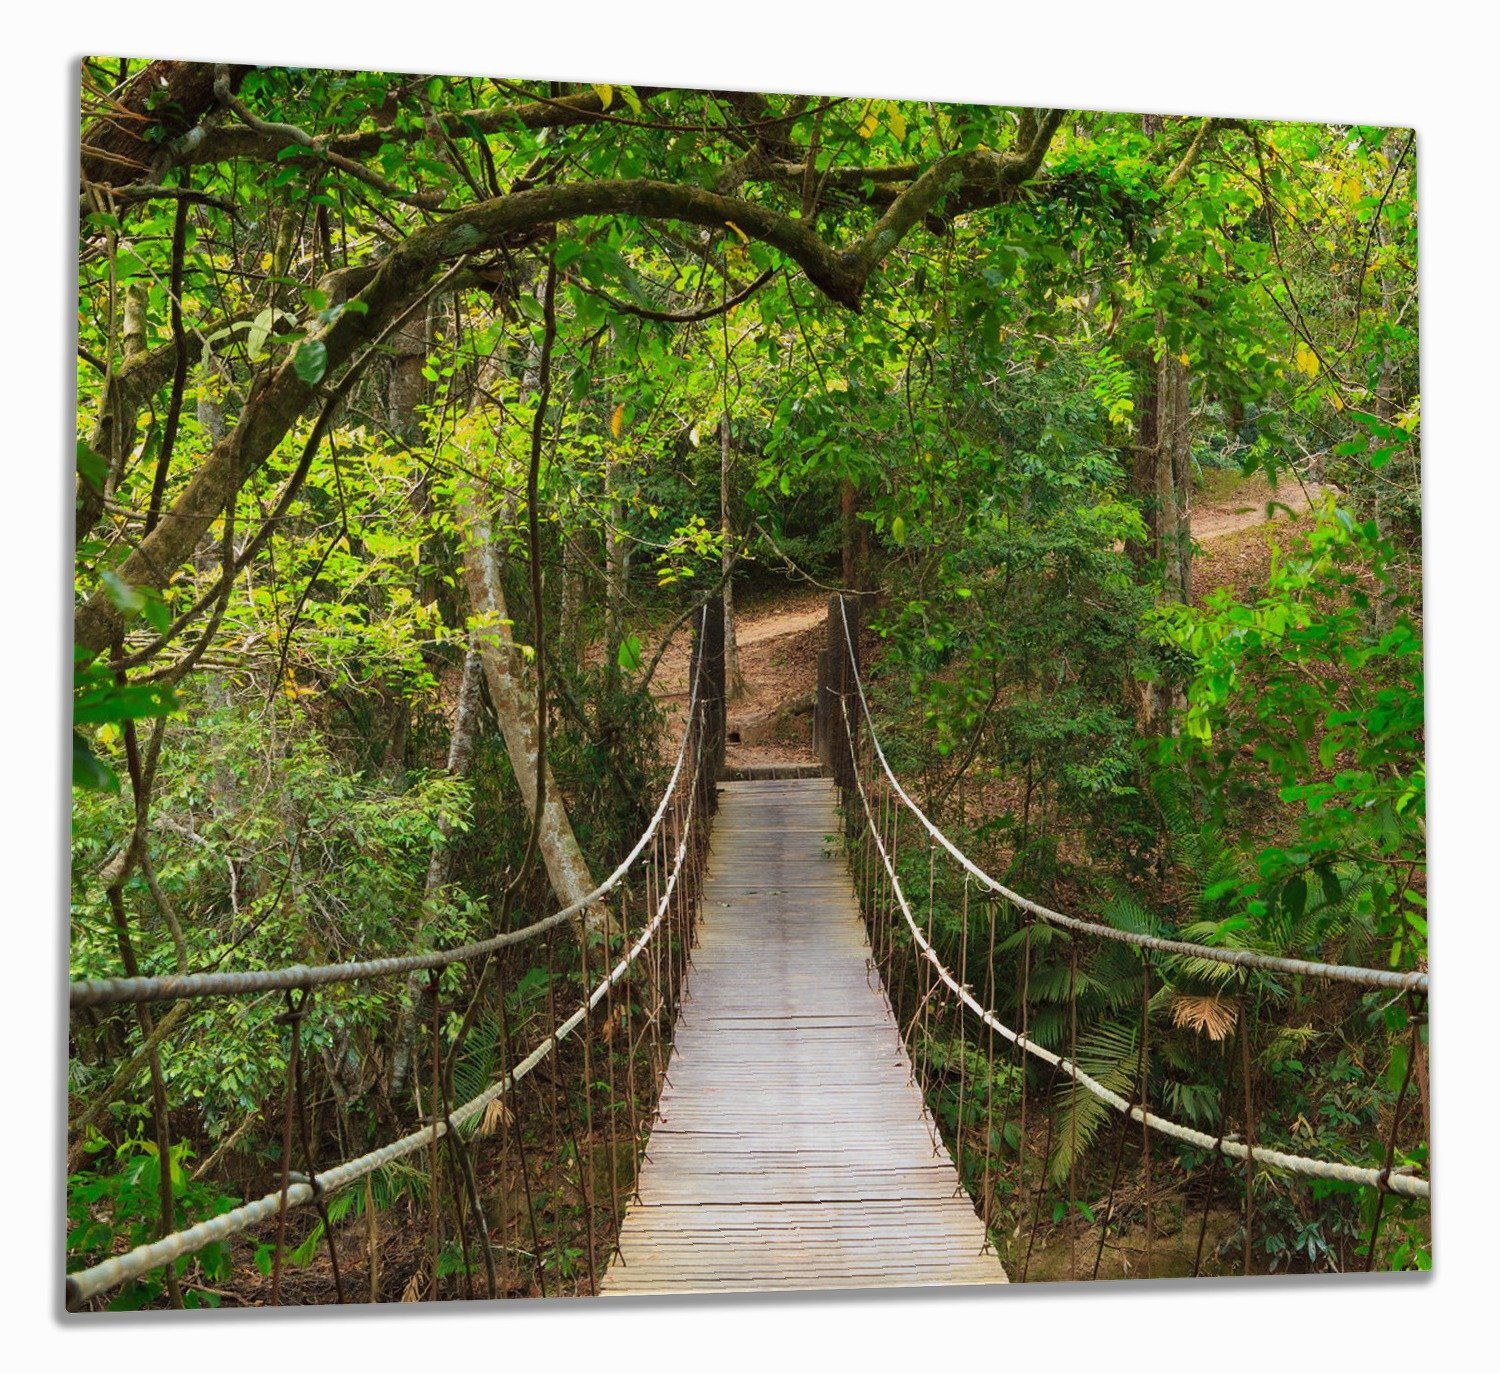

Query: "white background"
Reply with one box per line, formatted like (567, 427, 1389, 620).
(7, 2, 1495, 1364)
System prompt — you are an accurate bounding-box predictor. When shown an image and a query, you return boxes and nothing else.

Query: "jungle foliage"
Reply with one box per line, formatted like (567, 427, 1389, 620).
(70, 61, 1423, 1299)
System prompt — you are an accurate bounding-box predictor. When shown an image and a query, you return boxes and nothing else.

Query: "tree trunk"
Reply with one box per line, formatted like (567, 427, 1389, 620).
(460, 488, 601, 928)
(1125, 358, 1160, 572)
(558, 534, 585, 666)
(1129, 323, 1193, 733)
(1372, 206, 1397, 635)
(604, 456, 628, 677)
(721, 417, 745, 698)
(1161, 349, 1193, 605)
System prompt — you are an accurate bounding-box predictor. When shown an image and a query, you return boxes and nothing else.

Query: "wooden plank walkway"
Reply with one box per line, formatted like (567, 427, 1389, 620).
(603, 775, 1007, 1295)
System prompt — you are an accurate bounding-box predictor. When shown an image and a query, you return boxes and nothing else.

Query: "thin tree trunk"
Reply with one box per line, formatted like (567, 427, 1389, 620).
(1125, 356, 1160, 572)
(558, 535, 585, 666)
(604, 457, 628, 678)
(1372, 208, 1397, 635)
(1146, 347, 1193, 730)
(1162, 349, 1193, 605)
(721, 417, 745, 698)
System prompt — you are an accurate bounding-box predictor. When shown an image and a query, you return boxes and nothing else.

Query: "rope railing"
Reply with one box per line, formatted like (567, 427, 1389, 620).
(66, 721, 709, 1308)
(66, 601, 728, 1308)
(836, 597, 1428, 995)
(70, 638, 709, 1010)
(836, 686, 1430, 1202)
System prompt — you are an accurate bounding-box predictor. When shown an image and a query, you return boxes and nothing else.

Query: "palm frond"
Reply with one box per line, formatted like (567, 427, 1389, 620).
(1170, 991, 1239, 1041)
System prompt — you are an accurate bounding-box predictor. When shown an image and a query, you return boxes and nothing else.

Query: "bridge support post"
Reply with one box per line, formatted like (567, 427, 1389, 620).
(825, 593, 860, 794)
(693, 593, 727, 781)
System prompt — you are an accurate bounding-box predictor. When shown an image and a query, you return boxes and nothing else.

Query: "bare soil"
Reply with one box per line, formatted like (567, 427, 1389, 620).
(1193, 469, 1331, 540)
(1192, 472, 1327, 606)
(649, 589, 827, 770)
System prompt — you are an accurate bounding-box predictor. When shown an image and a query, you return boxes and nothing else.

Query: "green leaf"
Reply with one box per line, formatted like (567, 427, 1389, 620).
(890, 514, 907, 546)
(74, 681, 178, 726)
(72, 731, 118, 792)
(293, 340, 328, 386)
(76, 440, 108, 494)
(140, 588, 172, 635)
(616, 632, 643, 673)
(1384, 1042, 1408, 1094)
(101, 570, 145, 618)
(1280, 875, 1308, 926)
(246, 306, 276, 360)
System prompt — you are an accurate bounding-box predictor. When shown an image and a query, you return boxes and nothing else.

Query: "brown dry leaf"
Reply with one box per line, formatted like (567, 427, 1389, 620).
(1171, 992, 1239, 1041)
(600, 1002, 627, 1043)
(401, 1272, 424, 1303)
(476, 1095, 511, 1138)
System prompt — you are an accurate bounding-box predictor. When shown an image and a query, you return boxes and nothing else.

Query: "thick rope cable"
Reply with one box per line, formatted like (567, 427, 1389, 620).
(838, 691, 1429, 1202)
(66, 723, 707, 1308)
(70, 638, 707, 1009)
(837, 599, 1427, 995)
(846, 693, 1428, 1194)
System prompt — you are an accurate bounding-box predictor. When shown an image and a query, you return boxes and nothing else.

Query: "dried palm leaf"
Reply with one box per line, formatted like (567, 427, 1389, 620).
(476, 1095, 511, 1138)
(1171, 992, 1239, 1041)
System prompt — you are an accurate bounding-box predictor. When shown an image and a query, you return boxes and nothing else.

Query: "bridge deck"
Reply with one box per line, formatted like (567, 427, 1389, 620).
(603, 775, 1007, 1295)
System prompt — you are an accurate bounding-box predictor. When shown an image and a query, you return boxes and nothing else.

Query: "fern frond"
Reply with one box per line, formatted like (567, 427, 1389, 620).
(1047, 1018, 1140, 1185)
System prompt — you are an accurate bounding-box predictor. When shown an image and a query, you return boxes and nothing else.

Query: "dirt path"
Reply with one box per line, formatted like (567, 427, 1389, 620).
(1192, 471, 1331, 605)
(722, 592, 827, 769)
(649, 589, 827, 769)
(732, 601, 827, 648)
(1194, 471, 1331, 540)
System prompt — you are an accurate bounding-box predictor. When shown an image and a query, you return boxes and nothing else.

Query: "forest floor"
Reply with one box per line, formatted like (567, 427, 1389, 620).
(721, 591, 827, 769)
(1191, 469, 1328, 604)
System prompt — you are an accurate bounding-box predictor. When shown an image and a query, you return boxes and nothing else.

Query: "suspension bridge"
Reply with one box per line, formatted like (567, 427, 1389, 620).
(65, 597, 1429, 1308)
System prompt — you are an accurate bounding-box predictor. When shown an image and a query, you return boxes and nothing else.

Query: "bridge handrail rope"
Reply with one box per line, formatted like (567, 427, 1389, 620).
(836, 686, 1430, 1202)
(69, 627, 710, 1010)
(837, 598, 1428, 995)
(67, 665, 711, 1307)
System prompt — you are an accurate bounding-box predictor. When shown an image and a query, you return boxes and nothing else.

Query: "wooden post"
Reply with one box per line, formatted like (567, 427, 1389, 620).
(824, 594, 860, 793)
(695, 592, 727, 781)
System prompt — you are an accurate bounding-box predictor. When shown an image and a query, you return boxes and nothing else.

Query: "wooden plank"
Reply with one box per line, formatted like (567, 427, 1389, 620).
(602, 776, 1008, 1297)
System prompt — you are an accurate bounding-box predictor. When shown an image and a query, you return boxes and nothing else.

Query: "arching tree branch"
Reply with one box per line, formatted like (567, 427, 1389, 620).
(74, 128, 1069, 657)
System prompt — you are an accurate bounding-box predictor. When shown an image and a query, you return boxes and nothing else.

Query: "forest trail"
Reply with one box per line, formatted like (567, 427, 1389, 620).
(732, 600, 827, 647)
(1191, 471, 1331, 606)
(723, 592, 827, 770)
(1194, 470, 1332, 540)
